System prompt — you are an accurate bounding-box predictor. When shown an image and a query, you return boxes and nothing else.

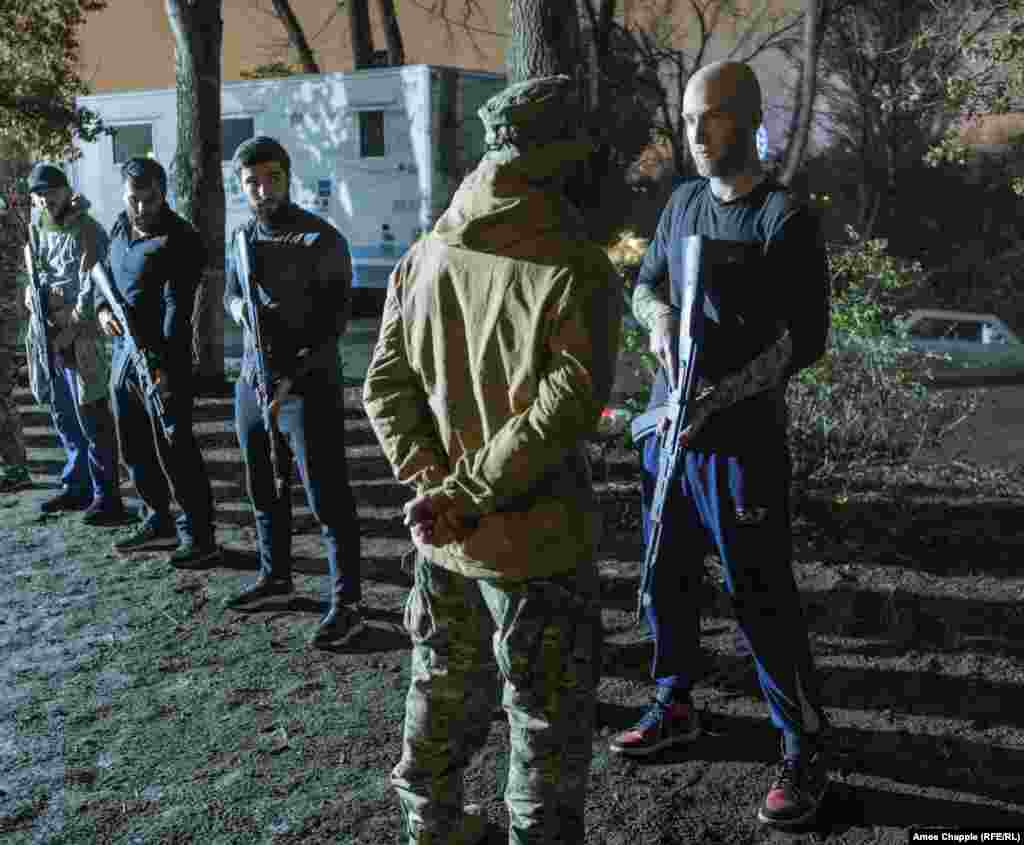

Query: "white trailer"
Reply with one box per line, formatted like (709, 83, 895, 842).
(72, 64, 505, 313)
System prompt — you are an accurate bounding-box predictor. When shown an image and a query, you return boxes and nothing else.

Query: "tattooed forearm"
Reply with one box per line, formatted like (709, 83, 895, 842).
(632, 282, 675, 332)
(683, 332, 793, 440)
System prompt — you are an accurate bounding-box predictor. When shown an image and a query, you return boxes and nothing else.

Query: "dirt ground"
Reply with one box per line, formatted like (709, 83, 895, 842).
(3, 379, 1024, 844)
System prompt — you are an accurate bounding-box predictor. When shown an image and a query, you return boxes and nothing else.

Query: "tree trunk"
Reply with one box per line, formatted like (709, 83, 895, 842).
(780, 0, 821, 185)
(270, 0, 320, 73)
(348, 0, 375, 70)
(579, 0, 616, 111)
(376, 0, 405, 66)
(575, 0, 618, 235)
(165, 0, 226, 386)
(507, 0, 581, 82)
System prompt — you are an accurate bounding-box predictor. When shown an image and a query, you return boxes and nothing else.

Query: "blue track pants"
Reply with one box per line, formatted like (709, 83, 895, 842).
(641, 435, 827, 748)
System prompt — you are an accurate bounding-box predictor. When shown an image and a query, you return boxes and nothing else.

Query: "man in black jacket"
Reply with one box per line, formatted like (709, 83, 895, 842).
(608, 62, 832, 829)
(221, 137, 363, 647)
(96, 157, 217, 566)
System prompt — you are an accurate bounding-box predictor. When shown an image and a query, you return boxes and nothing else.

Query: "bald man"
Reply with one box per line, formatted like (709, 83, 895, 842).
(610, 61, 832, 829)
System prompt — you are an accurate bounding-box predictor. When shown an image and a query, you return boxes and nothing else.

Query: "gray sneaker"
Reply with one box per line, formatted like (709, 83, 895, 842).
(309, 603, 366, 647)
(168, 539, 221, 569)
(113, 518, 178, 553)
(224, 576, 295, 609)
(0, 465, 32, 494)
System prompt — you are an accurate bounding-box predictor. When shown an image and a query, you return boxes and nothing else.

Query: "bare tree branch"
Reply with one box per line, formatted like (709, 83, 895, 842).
(808, 0, 1013, 238)
(780, 0, 821, 184)
(269, 0, 320, 72)
(406, 0, 504, 57)
(376, 0, 406, 65)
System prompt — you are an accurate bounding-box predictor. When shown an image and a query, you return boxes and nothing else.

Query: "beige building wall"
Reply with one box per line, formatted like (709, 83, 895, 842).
(77, 0, 803, 152)
(78, 0, 508, 93)
(79, 1, 802, 93)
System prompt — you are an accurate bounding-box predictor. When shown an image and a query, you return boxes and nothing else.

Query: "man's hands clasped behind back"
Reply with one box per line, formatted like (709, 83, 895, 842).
(403, 493, 479, 548)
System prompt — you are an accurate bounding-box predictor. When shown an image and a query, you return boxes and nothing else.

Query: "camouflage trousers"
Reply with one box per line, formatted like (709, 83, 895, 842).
(0, 344, 27, 467)
(393, 554, 602, 845)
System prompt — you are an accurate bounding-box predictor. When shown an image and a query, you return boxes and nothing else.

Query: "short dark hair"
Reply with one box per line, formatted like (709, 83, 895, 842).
(121, 156, 167, 195)
(232, 136, 291, 176)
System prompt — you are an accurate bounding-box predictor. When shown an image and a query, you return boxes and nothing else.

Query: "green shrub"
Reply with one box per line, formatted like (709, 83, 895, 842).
(791, 230, 978, 478)
(605, 231, 658, 447)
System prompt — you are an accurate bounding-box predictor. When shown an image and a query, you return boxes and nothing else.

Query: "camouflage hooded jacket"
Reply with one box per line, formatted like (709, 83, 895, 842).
(24, 196, 110, 405)
(363, 156, 622, 580)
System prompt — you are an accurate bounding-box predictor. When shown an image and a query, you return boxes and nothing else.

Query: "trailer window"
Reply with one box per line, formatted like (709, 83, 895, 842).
(223, 117, 255, 161)
(359, 111, 386, 158)
(112, 124, 154, 164)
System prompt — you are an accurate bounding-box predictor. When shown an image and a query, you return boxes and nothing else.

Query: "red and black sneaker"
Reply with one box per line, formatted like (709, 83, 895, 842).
(757, 744, 829, 827)
(608, 697, 702, 757)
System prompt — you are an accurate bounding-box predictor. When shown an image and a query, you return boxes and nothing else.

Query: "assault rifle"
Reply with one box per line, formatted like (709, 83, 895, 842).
(90, 263, 175, 444)
(234, 228, 292, 498)
(632, 237, 797, 623)
(634, 235, 706, 623)
(24, 228, 53, 404)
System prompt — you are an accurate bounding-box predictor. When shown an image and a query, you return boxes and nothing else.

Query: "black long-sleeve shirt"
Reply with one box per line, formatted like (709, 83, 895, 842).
(633, 177, 830, 454)
(100, 206, 206, 390)
(224, 203, 352, 387)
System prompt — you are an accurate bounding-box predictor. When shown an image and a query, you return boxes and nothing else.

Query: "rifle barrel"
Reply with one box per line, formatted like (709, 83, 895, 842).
(635, 235, 706, 623)
(235, 229, 287, 498)
(90, 263, 174, 443)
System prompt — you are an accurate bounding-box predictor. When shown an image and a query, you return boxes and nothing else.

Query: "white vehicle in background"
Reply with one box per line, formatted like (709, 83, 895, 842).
(72, 64, 505, 317)
(901, 309, 1024, 368)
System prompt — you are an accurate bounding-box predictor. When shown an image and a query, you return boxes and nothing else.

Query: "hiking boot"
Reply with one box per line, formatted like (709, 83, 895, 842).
(82, 499, 132, 527)
(405, 808, 487, 844)
(608, 695, 702, 757)
(454, 811, 487, 845)
(168, 538, 221, 569)
(757, 740, 829, 827)
(113, 516, 178, 553)
(224, 575, 294, 609)
(41, 488, 91, 514)
(0, 465, 32, 494)
(309, 602, 365, 647)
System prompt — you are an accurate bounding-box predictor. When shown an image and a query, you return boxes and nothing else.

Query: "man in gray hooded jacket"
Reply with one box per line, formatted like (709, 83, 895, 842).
(24, 163, 123, 524)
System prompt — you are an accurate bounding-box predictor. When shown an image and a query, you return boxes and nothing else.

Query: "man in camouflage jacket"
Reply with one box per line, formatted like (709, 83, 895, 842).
(364, 76, 621, 845)
(23, 163, 122, 522)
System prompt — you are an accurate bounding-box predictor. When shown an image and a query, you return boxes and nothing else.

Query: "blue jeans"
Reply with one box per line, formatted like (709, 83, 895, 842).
(50, 354, 119, 503)
(234, 376, 361, 601)
(640, 435, 827, 746)
(110, 369, 214, 541)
